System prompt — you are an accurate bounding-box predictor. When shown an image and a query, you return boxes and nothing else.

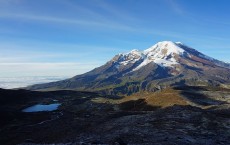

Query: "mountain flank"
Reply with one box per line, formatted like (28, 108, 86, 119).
(27, 41, 230, 95)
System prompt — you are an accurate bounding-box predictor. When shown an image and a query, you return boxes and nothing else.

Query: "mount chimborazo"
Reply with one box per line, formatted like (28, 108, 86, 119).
(28, 41, 230, 94)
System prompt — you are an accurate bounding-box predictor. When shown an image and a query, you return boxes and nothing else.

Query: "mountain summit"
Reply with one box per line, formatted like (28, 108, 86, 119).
(114, 41, 228, 70)
(28, 41, 230, 95)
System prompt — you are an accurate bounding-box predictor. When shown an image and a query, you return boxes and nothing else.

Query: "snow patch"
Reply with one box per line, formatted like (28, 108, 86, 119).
(132, 58, 151, 71)
(144, 41, 185, 56)
(175, 42, 183, 45)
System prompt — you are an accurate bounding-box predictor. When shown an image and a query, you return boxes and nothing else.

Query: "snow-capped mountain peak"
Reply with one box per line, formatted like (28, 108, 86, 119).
(113, 41, 230, 71)
(144, 41, 185, 56)
(129, 49, 141, 54)
(116, 49, 143, 66)
(116, 41, 185, 70)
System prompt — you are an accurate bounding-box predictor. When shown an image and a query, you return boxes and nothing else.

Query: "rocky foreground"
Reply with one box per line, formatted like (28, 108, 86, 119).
(73, 106, 230, 145)
(0, 87, 230, 145)
(18, 105, 230, 145)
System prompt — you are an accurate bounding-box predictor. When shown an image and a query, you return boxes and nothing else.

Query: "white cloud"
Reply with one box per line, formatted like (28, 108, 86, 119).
(0, 13, 136, 32)
(0, 76, 68, 89)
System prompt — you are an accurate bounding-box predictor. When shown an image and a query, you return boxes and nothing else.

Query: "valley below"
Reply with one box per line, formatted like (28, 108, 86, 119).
(1, 86, 230, 145)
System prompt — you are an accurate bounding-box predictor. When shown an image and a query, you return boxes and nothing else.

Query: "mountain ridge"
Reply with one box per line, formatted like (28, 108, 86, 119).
(27, 41, 230, 95)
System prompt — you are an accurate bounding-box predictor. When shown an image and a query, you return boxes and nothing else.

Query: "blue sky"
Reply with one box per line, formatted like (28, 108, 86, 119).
(0, 0, 230, 77)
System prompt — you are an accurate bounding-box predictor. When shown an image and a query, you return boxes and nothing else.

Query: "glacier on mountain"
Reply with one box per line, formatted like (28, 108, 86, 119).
(114, 41, 230, 71)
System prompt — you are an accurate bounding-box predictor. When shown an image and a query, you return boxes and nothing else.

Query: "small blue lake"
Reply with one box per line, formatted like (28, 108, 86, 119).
(22, 103, 61, 112)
